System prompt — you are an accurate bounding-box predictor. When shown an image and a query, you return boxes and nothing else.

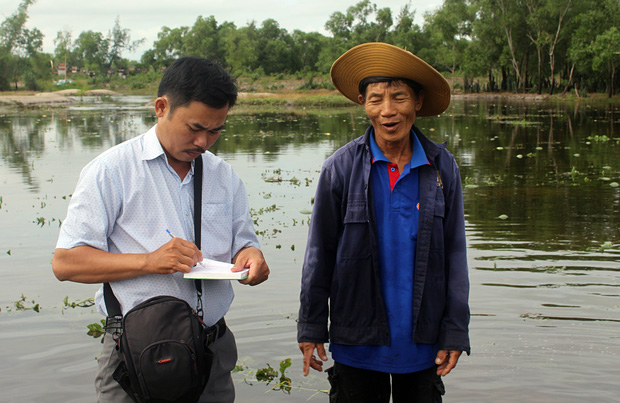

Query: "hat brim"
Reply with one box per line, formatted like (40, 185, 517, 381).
(330, 42, 450, 117)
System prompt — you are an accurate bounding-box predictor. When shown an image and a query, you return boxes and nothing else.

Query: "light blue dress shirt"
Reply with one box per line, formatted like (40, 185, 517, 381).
(56, 125, 259, 326)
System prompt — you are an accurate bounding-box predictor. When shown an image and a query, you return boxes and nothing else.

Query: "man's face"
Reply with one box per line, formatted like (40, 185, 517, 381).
(155, 96, 228, 166)
(359, 81, 424, 149)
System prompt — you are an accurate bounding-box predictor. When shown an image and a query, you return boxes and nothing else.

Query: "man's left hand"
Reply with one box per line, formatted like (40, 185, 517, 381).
(435, 350, 462, 376)
(232, 247, 270, 286)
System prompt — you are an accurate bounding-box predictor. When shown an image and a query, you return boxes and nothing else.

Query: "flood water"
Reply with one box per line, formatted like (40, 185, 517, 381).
(1, 95, 619, 402)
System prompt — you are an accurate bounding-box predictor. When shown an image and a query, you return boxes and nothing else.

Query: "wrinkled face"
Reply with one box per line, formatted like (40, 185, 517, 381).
(155, 96, 228, 166)
(359, 81, 424, 149)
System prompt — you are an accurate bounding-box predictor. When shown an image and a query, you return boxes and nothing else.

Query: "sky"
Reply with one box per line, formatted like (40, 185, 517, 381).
(4, 0, 444, 60)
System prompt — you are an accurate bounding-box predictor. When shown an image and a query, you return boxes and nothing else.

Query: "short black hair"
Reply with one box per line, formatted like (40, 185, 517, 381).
(157, 56, 238, 113)
(358, 76, 423, 101)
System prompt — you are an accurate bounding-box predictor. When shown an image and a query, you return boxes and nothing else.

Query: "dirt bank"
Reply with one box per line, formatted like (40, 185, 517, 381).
(0, 89, 122, 107)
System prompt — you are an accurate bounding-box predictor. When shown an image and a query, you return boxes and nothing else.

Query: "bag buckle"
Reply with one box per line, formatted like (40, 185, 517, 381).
(204, 321, 220, 346)
(105, 315, 123, 342)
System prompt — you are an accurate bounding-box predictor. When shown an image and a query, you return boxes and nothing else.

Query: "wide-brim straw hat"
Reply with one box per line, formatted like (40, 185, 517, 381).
(330, 42, 450, 117)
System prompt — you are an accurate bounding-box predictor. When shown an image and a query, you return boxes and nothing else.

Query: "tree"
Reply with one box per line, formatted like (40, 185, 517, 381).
(546, 0, 573, 95)
(423, 0, 475, 75)
(391, 3, 424, 51)
(495, 0, 530, 91)
(257, 19, 294, 74)
(74, 30, 108, 73)
(221, 22, 260, 74)
(105, 16, 144, 71)
(0, 0, 37, 90)
(567, 0, 619, 95)
(184, 16, 223, 60)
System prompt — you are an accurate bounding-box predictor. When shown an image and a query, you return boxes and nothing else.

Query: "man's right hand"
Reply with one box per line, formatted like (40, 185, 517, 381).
(145, 237, 202, 275)
(298, 342, 328, 376)
(52, 237, 202, 284)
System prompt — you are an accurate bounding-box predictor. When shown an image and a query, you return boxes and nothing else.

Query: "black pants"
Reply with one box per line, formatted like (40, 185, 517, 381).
(327, 362, 445, 403)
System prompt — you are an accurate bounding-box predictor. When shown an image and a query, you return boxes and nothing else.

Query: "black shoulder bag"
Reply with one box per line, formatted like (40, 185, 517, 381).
(104, 156, 216, 403)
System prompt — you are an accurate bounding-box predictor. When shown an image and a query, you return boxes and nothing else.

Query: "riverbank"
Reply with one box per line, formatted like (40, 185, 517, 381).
(0, 88, 617, 110)
(0, 89, 123, 107)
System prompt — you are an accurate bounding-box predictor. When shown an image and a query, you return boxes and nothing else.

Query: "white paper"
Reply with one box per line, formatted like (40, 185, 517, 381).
(183, 258, 249, 280)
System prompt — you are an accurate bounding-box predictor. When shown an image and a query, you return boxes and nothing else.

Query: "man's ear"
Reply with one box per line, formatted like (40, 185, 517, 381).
(358, 94, 365, 104)
(415, 90, 425, 111)
(154, 96, 168, 118)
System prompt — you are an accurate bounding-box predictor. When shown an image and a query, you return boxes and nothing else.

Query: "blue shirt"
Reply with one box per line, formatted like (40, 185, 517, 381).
(330, 129, 438, 373)
(56, 126, 259, 325)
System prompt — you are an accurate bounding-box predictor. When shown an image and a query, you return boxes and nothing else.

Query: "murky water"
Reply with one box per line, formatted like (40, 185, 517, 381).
(1, 96, 618, 402)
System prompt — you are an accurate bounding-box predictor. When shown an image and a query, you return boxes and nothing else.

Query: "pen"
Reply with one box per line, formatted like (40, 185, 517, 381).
(166, 229, 174, 239)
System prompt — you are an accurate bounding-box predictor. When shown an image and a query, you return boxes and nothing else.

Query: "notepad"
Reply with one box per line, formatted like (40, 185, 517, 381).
(183, 258, 249, 280)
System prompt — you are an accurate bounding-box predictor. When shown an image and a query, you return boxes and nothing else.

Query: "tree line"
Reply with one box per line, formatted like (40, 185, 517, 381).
(1, 0, 618, 96)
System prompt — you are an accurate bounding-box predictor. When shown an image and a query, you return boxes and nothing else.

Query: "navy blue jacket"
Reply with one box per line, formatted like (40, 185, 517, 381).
(297, 125, 470, 354)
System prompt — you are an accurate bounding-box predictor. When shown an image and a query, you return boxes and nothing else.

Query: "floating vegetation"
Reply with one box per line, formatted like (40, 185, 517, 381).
(250, 204, 279, 217)
(586, 135, 610, 143)
(63, 296, 95, 311)
(243, 359, 293, 394)
(87, 320, 106, 342)
(6, 294, 40, 313)
(521, 312, 620, 323)
(236, 358, 328, 396)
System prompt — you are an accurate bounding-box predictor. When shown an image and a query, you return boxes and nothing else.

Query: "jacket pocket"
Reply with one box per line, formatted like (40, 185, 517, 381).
(430, 187, 446, 255)
(339, 196, 370, 259)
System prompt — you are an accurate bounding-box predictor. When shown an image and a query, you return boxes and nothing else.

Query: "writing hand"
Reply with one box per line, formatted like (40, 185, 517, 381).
(145, 237, 202, 274)
(299, 342, 328, 376)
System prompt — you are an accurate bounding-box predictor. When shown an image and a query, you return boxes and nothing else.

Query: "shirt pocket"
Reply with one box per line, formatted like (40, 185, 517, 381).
(201, 203, 233, 258)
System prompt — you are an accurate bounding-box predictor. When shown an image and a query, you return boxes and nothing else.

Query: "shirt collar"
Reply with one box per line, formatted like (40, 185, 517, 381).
(369, 128, 430, 169)
(142, 125, 166, 161)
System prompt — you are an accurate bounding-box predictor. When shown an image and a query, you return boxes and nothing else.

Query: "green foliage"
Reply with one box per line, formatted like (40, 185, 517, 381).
(9, 294, 40, 312)
(0, 0, 617, 95)
(87, 320, 106, 342)
(246, 359, 293, 394)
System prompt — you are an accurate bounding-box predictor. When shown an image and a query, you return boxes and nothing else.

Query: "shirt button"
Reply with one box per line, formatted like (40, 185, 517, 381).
(390, 167, 395, 172)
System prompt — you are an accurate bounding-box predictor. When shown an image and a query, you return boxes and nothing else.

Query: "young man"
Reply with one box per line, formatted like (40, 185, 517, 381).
(297, 43, 470, 402)
(52, 57, 270, 402)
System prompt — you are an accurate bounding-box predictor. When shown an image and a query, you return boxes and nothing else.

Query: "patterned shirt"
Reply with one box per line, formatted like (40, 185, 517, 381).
(56, 125, 259, 325)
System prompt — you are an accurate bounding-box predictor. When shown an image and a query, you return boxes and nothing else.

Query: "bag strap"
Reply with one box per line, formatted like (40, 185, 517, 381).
(193, 155, 204, 317)
(104, 156, 204, 319)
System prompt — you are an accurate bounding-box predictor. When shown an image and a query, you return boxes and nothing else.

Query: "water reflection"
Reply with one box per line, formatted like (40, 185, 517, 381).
(0, 96, 618, 402)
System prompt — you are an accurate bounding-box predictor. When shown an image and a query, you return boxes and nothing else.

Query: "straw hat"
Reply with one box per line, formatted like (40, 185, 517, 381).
(330, 42, 450, 117)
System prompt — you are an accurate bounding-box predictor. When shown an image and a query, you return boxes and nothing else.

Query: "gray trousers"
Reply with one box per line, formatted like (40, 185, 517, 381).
(95, 324, 237, 403)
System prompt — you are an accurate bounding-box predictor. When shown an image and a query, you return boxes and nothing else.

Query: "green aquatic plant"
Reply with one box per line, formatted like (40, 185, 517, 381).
(248, 359, 293, 394)
(87, 320, 106, 342)
(63, 296, 95, 310)
(12, 294, 40, 312)
(586, 135, 610, 142)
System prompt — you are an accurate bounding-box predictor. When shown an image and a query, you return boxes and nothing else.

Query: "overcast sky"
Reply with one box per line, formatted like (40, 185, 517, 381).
(5, 0, 444, 59)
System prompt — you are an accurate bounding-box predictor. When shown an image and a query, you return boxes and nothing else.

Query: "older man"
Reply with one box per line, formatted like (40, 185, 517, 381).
(297, 43, 470, 402)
